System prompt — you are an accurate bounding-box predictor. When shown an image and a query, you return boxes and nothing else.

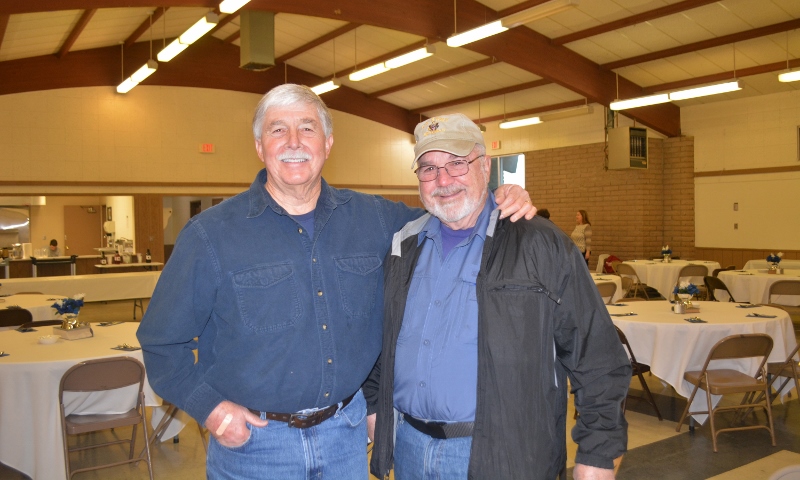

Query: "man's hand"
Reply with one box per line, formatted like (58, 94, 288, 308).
(574, 463, 615, 480)
(367, 413, 376, 442)
(494, 183, 536, 222)
(205, 400, 269, 448)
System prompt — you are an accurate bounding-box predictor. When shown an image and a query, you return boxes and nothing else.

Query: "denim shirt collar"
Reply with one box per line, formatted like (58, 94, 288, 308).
(418, 191, 498, 246)
(247, 168, 351, 218)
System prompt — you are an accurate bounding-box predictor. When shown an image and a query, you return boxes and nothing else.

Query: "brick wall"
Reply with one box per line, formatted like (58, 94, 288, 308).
(525, 136, 695, 270)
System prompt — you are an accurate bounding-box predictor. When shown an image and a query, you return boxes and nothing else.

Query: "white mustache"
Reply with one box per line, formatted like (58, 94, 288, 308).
(277, 152, 311, 163)
(431, 185, 465, 198)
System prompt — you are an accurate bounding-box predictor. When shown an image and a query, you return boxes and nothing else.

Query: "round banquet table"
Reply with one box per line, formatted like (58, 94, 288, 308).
(744, 259, 800, 271)
(0, 322, 183, 480)
(622, 260, 721, 299)
(0, 293, 65, 325)
(717, 270, 800, 306)
(591, 273, 624, 303)
(608, 301, 797, 423)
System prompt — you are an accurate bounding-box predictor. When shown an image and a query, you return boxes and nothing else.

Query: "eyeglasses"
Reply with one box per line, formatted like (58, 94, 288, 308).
(414, 155, 481, 182)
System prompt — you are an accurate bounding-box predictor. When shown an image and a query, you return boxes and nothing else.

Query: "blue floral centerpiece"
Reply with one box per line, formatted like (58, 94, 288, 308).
(767, 252, 783, 273)
(673, 282, 699, 308)
(52, 294, 85, 330)
(661, 245, 672, 263)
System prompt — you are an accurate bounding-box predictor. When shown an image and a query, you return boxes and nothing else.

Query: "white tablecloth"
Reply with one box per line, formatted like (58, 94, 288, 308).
(0, 271, 160, 302)
(622, 260, 721, 299)
(717, 270, 800, 306)
(0, 323, 184, 480)
(0, 293, 64, 322)
(744, 259, 800, 271)
(609, 301, 796, 423)
(591, 273, 624, 303)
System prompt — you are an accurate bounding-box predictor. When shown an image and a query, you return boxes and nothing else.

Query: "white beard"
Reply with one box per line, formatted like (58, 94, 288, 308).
(423, 184, 484, 225)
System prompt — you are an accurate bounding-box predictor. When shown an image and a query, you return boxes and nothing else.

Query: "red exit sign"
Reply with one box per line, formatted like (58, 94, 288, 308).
(199, 143, 215, 153)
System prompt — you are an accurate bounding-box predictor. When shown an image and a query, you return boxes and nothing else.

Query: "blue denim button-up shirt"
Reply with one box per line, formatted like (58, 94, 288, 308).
(137, 169, 420, 424)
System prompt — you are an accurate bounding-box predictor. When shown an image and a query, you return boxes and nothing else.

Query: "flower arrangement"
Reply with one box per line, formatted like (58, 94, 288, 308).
(52, 294, 85, 316)
(673, 282, 699, 297)
(661, 245, 672, 256)
(767, 252, 783, 264)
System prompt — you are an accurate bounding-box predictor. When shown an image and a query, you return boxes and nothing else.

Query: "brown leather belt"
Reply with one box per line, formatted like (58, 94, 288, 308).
(248, 393, 355, 429)
(403, 414, 474, 439)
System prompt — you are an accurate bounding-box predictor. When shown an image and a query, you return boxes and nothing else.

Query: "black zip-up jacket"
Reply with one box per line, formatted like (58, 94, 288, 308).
(365, 212, 631, 479)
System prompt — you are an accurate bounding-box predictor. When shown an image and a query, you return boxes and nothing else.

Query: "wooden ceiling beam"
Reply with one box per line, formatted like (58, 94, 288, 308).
(603, 18, 800, 70)
(275, 23, 360, 64)
(124, 7, 166, 47)
(477, 99, 586, 124)
(57, 9, 97, 59)
(369, 58, 496, 98)
(211, 11, 238, 34)
(412, 79, 551, 114)
(496, 0, 551, 18)
(0, 15, 9, 49)
(224, 31, 240, 43)
(552, 0, 718, 45)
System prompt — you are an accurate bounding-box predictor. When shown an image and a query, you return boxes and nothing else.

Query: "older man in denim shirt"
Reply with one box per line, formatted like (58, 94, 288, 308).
(137, 84, 534, 479)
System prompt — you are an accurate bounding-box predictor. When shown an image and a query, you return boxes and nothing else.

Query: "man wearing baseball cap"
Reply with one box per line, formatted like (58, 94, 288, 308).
(366, 114, 630, 479)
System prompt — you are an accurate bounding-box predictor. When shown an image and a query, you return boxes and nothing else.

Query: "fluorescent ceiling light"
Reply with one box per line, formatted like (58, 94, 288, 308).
(157, 13, 218, 62)
(219, 0, 250, 14)
(180, 13, 219, 45)
(310, 78, 341, 95)
(349, 63, 391, 81)
(157, 39, 188, 62)
(385, 45, 436, 69)
(447, 21, 507, 48)
(117, 60, 158, 94)
(447, 0, 579, 47)
(669, 80, 742, 101)
(499, 116, 541, 129)
(610, 94, 669, 111)
(501, 0, 579, 28)
(779, 69, 800, 83)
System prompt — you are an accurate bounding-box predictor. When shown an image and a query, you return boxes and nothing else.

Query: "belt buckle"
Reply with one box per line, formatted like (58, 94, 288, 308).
(288, 410, 323, 428)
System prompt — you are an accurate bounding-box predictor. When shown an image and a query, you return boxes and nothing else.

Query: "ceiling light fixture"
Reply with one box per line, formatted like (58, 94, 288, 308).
(310, 78, 341, 95)
(610, 94, 670, 111)
(447, 0, 579, 48)
(668, 80, 742, 101)
(117, 60, 159, 94)
(349, 45, 436, 81)
(157, 12, 218, 62)
(219, 0, 251, 14)
(778, 30, 800, 83)
(499, 104, 593, 129)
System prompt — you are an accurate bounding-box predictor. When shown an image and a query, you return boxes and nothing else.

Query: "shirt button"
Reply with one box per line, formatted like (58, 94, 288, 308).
(434, 300, 441, 307)
(324, 392, 330, 397)
(317, 290, 323, 296)
(423, 340, 430, 346)
(312, 258, 317, 263)
(322, 324, 327, 330)
(298, 228, 303, 234)
(419, 382, 426, 388)
(327, 358, 332, 364)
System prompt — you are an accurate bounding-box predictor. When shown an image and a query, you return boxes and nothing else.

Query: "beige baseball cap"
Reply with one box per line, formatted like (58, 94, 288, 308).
(412, 114, 485, 168)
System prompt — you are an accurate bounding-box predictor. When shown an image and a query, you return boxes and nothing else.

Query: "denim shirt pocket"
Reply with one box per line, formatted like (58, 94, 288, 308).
(232, 263, 301, 334)
(334, 254, 382, 317)
(456, 269, 479, 342)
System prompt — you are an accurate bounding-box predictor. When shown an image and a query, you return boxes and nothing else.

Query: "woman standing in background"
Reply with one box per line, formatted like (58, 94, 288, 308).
(571, 210, 591, 267)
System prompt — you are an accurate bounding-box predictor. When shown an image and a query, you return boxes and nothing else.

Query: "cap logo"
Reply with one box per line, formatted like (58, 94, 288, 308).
(423, 118, 445, 137)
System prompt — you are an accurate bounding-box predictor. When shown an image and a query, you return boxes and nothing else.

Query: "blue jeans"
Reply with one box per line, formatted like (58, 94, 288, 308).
(206, 390, 368, 479)
(393, 415, 473, 480)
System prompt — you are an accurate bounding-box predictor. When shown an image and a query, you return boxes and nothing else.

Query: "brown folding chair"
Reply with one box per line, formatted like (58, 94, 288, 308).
(616, 263, 651, 300)
(767, 281, 800, 318)
(675, 334, 775, 452)
(59, 356, 154, 479)
(675, 264, 709, 299)
(704, 276, 736, 302)
(615, 326, 662, 420)
(710, 265, 736, 277)
(595, 281, 617, 305)
(744, 344, 800, 412)
(0, 308, 33, 327)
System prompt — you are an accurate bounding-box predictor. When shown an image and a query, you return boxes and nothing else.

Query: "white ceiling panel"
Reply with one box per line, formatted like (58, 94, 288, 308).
(71, 8, 154, 52)
(722, 0, 800, 27)
(0, 11, 81, 61)
(274, 14, 347, 58)
(680, 2, 752, 37)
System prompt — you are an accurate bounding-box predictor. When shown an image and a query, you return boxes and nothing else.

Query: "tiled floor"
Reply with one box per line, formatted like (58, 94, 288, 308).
(2, 300, 799, 479)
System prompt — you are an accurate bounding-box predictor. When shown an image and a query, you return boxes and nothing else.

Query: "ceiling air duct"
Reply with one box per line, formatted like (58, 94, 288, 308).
(239, 10, 275, 72)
